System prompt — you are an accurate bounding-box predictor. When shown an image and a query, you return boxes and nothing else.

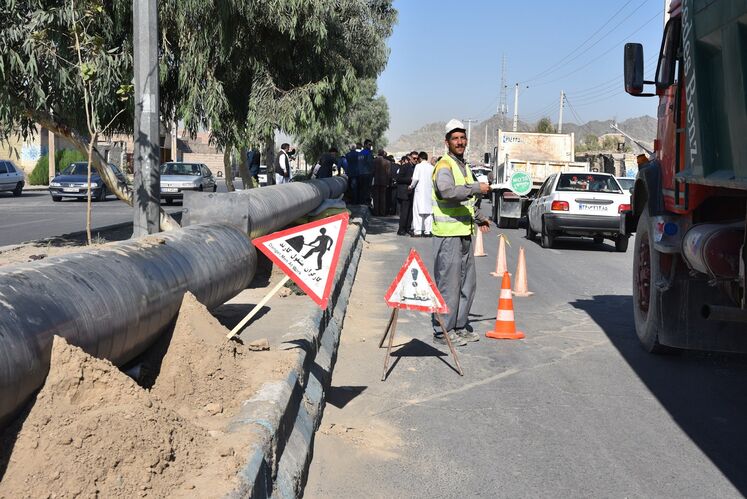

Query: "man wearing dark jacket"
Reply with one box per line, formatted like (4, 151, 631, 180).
(372, 149, 390, 216)
(317, 147, 338, 178)
(396, 152, 418, 235)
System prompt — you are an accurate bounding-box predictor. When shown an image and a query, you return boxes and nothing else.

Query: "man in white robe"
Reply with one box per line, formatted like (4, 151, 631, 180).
(410, 151, 434, 236)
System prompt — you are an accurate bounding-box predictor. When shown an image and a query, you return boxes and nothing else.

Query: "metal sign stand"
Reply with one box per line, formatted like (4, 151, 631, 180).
(380, 309, 463, 381)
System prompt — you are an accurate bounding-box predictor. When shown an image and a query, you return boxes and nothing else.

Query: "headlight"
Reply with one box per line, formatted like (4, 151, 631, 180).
(50, 182, 61, 187)
(89, 182, 99, 188)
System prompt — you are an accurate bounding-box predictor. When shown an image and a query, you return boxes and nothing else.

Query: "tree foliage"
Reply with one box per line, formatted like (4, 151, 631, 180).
(295, 79, 390, 161)
(535, 117, 556, 134)
(1, 0, 396, 216)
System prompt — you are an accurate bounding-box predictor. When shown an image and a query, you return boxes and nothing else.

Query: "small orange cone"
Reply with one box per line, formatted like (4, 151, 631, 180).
(512, 247, 534, 297)
(490, 234, 509, 277)
(473, 226, 487, 257)
(486, 272, 525, 340)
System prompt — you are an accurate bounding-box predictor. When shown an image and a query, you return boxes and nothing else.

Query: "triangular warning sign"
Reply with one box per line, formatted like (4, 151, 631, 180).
(253, 212, 349, 309)
(384, 249, 448, 313)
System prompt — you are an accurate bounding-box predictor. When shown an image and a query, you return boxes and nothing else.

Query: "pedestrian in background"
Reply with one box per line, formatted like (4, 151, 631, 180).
(396, 152, 417, 236)
(372, 149, 391, 216)
(410, 151, 433, 236)
(387, 155, 398, 215)
(316, 147, 338, 178)
(431, 119, 490, 346)
(345, 144, 360, 203)
(357, 139, 374, 207)
(247, 148, 261, 185)
(274, 143, 292, 184)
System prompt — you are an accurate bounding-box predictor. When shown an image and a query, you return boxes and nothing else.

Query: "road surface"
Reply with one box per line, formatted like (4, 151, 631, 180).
(0, 180, 242, 246)
(305, 208, 747, 498)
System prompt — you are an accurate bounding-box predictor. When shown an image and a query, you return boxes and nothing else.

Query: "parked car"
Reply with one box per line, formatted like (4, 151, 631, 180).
(526, 172, 631, 252)
(159, 162, 216, 204)
(49, 162, 126, 202)
(616, 177, 635, 193)
(0, 160, 25, 197)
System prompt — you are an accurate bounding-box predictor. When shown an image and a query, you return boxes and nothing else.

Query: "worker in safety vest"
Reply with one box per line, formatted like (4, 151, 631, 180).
(431, 119, 491, 346)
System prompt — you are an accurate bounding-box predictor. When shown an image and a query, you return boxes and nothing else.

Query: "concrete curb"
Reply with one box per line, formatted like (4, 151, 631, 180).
(228, 207, 368, 498)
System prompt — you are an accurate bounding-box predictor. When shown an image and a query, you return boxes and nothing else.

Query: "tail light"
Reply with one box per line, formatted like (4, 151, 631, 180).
(618, 203, 631, 213)
(551, 200, 569, 211)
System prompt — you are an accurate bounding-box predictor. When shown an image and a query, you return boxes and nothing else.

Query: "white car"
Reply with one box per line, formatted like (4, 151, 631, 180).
(526, 172, 631, 252)
(0, 160, 25, 197)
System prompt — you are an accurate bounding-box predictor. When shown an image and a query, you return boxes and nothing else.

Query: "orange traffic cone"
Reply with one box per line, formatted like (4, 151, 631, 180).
(486, 272, 525, 340)
(473, 226, 487, 257)
(512, 247, 533, 297)
(490, 234, 509, 277)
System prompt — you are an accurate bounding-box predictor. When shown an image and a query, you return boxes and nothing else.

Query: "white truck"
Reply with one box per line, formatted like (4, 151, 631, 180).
(488, 130, 589, 228)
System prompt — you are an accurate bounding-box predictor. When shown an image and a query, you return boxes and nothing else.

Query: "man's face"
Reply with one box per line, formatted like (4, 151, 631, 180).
(409, 153, 419, 164)
(445, 131, 467, 156)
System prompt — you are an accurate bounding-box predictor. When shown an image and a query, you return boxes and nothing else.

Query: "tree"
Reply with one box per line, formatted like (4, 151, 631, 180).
(1, 0, 395, 216)
(295, 79, 391, 162)
(583, 134, 599, 151)
(535, 117, 556, 134)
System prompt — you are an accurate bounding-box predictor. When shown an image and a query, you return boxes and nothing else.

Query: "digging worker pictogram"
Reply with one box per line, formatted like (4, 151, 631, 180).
(431, 119, 491, 346)
(303, 228, 334, 270)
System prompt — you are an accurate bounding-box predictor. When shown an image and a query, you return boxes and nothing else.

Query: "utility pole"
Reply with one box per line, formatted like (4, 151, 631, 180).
(484, 124, 488, 155)
(512, 83, 519, 132)
(133, 0, 161, 236)
(558, 90, 565, 133)
(498, 55, 508, 131)
(463, 119, 478, 160)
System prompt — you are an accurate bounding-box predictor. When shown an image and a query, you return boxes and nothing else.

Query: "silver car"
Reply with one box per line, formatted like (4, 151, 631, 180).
(159, 162, 217, 204)
(0, 160, 25, 197)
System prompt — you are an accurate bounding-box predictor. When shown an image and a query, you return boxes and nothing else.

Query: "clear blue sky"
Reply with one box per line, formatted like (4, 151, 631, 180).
(378, 0, 665, 141)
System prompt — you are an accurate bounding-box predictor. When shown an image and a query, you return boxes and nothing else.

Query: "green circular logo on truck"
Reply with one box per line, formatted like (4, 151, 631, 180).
(509, 172, 532, 196)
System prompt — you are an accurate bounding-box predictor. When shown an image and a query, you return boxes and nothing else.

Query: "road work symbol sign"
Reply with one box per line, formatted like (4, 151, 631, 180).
(253, 212, 349, 309)
(384, 249, 448, 313)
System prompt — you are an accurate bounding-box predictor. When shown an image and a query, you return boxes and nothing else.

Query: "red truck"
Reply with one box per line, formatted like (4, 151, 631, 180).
(622, 0, 747, 353)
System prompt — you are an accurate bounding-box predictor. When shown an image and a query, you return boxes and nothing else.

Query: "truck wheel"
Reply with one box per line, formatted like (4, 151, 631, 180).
(615, 235, 629, 253)
(540, 217, 554, 248)
(633, 207, 667, 353)
(525, 218, 536, 241)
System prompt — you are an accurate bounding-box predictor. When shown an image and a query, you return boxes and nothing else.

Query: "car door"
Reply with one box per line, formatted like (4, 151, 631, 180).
(201, 165, 215, 189)
(0, 161, 10, 191)
(532, 174, 554, 230)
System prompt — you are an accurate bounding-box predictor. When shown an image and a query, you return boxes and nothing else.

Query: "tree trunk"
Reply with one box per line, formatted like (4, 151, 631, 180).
(30, 109, 180, 231)
(263, 135, 275, 186)
(237, 146, 254, 189)
(85, 133, 98, 245)
(223, 147, 235, 192)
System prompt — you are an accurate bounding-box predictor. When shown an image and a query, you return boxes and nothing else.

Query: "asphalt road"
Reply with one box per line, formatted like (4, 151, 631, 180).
(305, 204, 747, 498)
(0, 180, 242, 247)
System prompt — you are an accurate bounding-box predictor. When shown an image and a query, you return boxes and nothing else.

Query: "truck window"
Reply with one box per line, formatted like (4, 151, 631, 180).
(655, 18, 681, 90)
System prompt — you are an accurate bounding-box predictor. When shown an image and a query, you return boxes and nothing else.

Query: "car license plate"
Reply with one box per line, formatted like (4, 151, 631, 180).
(578, 203, 608, 211)
(63, 188, 79, 193)
(162, 188, 178, 193)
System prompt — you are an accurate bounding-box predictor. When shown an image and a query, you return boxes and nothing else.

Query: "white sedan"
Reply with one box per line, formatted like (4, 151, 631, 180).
(526, 172, 631, 252)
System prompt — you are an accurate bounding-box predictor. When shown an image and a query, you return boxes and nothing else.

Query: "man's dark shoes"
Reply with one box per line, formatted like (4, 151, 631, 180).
(433, 331, 467, 347)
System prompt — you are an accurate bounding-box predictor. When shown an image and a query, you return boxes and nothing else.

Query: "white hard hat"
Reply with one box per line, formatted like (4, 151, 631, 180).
(445, 119, 466, 136)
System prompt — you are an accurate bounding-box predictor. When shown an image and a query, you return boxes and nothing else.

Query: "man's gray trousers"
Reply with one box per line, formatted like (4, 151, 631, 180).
(432, 235, 476, 334)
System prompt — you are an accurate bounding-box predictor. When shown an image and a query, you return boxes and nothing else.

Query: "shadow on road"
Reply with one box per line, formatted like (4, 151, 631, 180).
(366, 215, 399, 236)
(327, 386, 368, 409)
(572, 294, 747, 495)
(384, 339, 460, 378)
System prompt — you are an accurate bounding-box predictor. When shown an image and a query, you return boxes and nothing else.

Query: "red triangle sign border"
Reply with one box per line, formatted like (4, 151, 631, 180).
(384, 248, 448, 314)
(252, 212, 350, 309)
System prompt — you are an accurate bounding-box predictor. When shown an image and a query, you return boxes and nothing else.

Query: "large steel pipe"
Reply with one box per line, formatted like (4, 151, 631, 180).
(0, 223, 256, 427)
(183, 176, 348, 239)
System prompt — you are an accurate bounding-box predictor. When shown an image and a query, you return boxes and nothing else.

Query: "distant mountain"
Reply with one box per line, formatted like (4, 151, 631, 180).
(390, 115, 657, 162)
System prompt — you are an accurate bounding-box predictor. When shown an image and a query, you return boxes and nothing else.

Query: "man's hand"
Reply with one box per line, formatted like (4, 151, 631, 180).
(478, 182, 490, 195)
(477, 219, 491, 233)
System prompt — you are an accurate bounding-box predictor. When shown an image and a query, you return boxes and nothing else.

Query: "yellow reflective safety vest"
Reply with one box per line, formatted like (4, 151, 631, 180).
(431, 154, 476, 237)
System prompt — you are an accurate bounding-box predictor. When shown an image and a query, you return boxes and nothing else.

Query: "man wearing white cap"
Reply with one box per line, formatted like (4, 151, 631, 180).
(431, 119, 491, 346)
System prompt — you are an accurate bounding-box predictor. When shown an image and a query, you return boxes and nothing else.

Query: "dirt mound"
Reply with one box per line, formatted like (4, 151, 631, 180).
(151, 292, 270, 420)
(0, 336, 210, 498)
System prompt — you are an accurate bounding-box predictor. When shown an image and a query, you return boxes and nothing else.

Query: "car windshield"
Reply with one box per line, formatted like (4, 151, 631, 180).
(556, 173, 622, 193)
(617, 178, 635, 190)
(160, 163, 201, 176)
(61, 163, 95, 176)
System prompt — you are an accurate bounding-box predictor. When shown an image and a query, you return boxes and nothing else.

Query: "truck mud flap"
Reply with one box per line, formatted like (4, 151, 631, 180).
(657, 275, 747, 353)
